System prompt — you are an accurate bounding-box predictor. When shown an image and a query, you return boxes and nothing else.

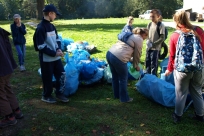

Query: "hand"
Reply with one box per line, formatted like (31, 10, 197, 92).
(135, 66, 140, 71)
(146, 40, 152, 48)
(17, 23, 21, 27)
(56, 49, 64, 57)
(164, 70, 172, 76)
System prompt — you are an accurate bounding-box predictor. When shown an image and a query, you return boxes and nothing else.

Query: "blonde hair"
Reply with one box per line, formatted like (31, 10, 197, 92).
(132, 27, 148, 36)
(173, 10, 201, 41)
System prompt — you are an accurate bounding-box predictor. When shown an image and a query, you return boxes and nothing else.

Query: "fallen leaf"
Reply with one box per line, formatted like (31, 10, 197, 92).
(92, 130, 97, 133)
(32, 118, 36, 120)
(31, 127, 36, 131)
(49, 126, 54, 131)
(106, 98, 111, 100)
(124, 116, 127, 119)
(140, 123, 145, 127)
(130, 130, 134, 134)
(146, 131, 151, 134)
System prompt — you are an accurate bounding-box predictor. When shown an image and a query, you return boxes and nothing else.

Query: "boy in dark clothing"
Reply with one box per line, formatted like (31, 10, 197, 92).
(35, 4, 68, 103)
(0, 28, 23, 128)
(145, 9, 165, 76)
(10, 14, 27, 72)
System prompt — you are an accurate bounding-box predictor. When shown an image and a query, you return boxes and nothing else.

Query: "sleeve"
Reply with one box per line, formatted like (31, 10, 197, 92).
(36, 26, 56, 57)
(167, 33, 179, 72)
(152, 34, 165, 48)
(54, 27, 61, 50)
(132, 38, 143, 68)
(19, 24, 26, 35)
(10, 24, 17, 39)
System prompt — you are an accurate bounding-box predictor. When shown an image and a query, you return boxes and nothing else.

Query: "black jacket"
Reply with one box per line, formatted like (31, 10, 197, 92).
(10, 22, 26, 45)
(0, 28, 17, 76)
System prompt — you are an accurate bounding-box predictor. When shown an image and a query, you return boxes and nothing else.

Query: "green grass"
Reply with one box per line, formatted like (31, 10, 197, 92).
(0, 18, 204, 136)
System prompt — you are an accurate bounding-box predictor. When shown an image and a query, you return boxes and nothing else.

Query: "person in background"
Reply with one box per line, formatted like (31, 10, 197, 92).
(106, 28, 148, 103)
(35, 4, 68, 103)
(0, 28, 23, 128)
(146, 9, 165, 76)
(165, 11, 204, 123)
(10, 14, 27, 72)
(122, 16, 134, 33)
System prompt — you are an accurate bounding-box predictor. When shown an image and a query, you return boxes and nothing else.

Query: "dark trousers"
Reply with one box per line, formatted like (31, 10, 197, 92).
(0, 74, 19, 116)
(40, 59, 65, 97)
(145, 50, 159, 76)
(106, 51, 130, 102)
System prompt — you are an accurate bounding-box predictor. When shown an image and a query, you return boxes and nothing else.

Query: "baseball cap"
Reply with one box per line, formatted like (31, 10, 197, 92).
(13, 14, 21, 19)
(42, 4, 61, 16)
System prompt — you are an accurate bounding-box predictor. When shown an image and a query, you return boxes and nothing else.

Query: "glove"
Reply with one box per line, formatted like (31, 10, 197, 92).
(146, 40, 152, 49)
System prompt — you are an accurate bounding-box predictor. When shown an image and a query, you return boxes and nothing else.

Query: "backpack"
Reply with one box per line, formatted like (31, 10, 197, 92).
(33, 30, 39, 51)
(117, 31, 134, 49)
(148, 22, 168, 40)
(175, 31, 204, 72)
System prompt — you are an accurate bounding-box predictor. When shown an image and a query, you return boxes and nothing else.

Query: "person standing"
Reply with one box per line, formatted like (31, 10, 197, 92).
(106, 28, 148, 102)
(10, 14, 27, 72)
(145, 9, 165, 76)
(35, 4, 68, 103)
(122, 16, 134, 33)
(0, 28, 23, 128)
(165, 11, 204, 123)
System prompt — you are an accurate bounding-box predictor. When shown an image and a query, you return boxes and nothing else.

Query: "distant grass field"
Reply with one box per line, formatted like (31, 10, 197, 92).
(0, 18, 204, 136)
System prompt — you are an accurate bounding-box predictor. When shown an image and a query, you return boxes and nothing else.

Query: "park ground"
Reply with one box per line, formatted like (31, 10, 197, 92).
(0, 18, 204, 136)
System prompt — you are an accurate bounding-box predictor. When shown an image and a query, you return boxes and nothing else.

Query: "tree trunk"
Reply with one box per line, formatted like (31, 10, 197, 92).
(36, 0, 45, 20)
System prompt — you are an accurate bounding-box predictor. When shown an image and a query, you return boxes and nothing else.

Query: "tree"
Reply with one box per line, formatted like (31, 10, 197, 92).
(37, 0, 45, 20)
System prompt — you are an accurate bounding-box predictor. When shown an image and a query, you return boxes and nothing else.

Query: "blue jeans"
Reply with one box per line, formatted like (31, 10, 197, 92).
(15, 45, 25, 66)
(106, 51, 130, 102)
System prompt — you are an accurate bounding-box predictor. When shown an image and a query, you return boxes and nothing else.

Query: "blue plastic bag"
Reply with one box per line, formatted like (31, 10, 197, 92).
(80, 60, 98, 80)
(80, 68, 104, 85)
(64, 53, 79, 96)
(103, 65, 112, 83)
(127, 63, 143, 80)
(136, 74, 175, 107)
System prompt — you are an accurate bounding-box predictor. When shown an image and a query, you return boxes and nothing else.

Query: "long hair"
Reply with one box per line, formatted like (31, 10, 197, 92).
(173, 11, 201, 41)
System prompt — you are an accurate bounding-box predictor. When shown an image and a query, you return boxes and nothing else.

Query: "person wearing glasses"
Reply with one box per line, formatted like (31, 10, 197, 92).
(145, 9, 165, 76)
(106, 28, 148, 103)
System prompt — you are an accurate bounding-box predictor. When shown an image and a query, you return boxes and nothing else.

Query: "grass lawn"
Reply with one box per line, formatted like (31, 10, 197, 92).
(0, 18, 204, 136)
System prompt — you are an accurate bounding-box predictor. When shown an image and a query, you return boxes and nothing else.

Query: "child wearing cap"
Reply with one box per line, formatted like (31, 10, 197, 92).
(34, 4, 68, 103)
(10, 14, 27, 72)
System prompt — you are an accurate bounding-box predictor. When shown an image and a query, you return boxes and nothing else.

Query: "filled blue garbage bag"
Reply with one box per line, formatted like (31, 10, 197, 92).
(136, 74, 175, 107)
(160, 57, 175, 85)
(92, 58, 107, 68)
(64, 53, 79, 96)
(80, 68, 104, 85)
(80, 60, 98, 80)
(127, 62, 143, 80)
(103, 65, 112, 83)
(71, 49, 90, 64)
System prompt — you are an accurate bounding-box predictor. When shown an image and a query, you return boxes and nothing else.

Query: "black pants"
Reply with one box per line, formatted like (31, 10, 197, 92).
(40, 59, 65, 97)
(145, 50, 159, 76)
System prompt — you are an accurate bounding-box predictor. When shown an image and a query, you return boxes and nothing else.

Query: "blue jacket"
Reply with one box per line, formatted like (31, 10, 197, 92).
(10, 22, 26, 45)
(36, 18, 61, 62)
(0, 28, 17, 76)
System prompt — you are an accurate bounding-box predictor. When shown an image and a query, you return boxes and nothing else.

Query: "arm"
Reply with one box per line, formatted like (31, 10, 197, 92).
(36, 26, 56, 57)
(165, 33, 179, 75)
(132, 38, 143, 69)
(152, 34, 165, 48)
(10, 24, 18, 39)
(19, 24, 26, 35)
(54, 27, 61, 50)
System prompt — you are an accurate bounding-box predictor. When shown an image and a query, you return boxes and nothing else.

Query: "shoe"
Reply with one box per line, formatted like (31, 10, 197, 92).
(14, 110, 24, 119)
(0, 116, 17, 128)
(22, 65, 26, 71)
(56, 94, 69, 102)
(172, 113, 181, 123)
(193, 112, 204, 122)
(121, 98, 133, 103)
(41, 96, 56, 103)
(19, 65, 26, 72)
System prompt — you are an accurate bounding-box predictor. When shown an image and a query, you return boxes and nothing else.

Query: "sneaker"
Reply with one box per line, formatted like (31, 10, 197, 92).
(14, 110, 24, 119)
(121, 98, 133, 103)
(22, 65, 26, 71)
(56, 94, 69, 102)
(41, 96, 56, 103)
(0, 117, 17, 128)
(172, 113, 181, 123)
(19, 65, 26, 72)
(193, 112, 204, 122)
